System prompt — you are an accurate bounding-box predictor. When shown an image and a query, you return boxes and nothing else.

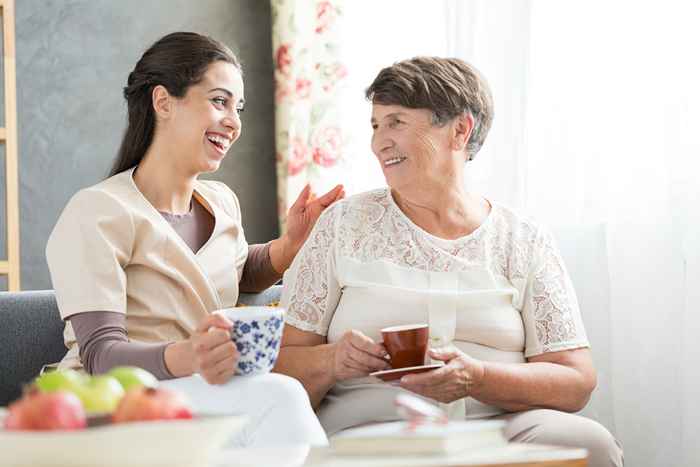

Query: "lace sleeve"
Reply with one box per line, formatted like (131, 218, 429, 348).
(521, 227, 589, 357)
(281, 203, 343, 336)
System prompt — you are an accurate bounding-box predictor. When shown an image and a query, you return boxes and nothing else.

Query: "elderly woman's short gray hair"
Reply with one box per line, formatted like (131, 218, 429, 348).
(365, 57, 494, 160)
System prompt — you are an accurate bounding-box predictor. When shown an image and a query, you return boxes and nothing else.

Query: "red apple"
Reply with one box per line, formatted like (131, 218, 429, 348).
(112, 387, 193, 423)
(3, 390, 87, 431)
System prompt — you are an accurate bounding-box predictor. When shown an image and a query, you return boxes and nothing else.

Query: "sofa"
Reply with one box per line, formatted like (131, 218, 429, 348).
(0, 285, 283, 407)
(0, 225, 611, 428)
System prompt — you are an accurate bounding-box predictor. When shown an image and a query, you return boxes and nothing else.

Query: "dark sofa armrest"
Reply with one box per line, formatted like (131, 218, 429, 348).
(0, 290, 67, 406)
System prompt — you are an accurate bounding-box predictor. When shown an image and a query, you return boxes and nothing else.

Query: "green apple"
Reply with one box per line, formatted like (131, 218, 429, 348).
(34, 369, 87, 394)
(108, 366, 158, 391)
(75, 375, 125, 414)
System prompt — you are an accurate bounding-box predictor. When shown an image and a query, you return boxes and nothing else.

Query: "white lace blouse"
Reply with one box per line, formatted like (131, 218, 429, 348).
(281, 188, 589, 433)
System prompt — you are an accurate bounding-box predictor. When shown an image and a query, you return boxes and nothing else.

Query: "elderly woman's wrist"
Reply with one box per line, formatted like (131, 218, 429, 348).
(326, 342, 340, 383)
(465, 360, 487, 398)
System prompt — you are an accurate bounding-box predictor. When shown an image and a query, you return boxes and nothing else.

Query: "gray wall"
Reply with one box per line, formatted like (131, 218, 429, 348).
(1, 0, 278, 291)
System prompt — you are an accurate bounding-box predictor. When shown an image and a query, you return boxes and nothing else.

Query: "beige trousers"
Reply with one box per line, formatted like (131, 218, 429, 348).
(492, 409, 624, 467)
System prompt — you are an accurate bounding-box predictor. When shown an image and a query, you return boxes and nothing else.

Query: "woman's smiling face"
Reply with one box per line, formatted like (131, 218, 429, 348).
(370, 104, 454, 191)
(168, 60, 245, 174)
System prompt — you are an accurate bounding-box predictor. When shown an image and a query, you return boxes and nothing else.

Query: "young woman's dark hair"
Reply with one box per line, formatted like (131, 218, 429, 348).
(110, 32, 242, 176)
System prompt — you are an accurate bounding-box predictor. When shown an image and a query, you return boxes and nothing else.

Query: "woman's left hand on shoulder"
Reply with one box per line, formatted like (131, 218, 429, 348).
(399, 348, 485, 404)
(285, 184, 345, 251)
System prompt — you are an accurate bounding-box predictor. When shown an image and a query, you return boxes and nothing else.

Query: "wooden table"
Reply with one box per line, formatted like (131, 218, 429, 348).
(215, 443, 587, 467)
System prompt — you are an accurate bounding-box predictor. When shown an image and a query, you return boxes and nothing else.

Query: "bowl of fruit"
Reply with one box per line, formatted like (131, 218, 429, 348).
(0, 367, 247, 467)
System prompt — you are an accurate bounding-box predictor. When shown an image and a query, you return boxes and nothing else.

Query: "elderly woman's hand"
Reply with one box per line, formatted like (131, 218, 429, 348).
(331, 330, 390, 381)
(190, 313, 239, 385)
(285, 184, 345, 252)
(399, 348, 485, 404)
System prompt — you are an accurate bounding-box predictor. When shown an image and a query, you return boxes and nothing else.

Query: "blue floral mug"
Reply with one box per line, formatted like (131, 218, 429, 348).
(220, 306, 285, 376)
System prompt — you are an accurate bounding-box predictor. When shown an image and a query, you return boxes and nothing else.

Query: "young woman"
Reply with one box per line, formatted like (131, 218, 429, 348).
(46, 32, 340, 447)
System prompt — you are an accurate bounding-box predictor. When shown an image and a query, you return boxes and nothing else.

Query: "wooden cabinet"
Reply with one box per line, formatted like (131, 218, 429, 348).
(0, 0, 19, 291)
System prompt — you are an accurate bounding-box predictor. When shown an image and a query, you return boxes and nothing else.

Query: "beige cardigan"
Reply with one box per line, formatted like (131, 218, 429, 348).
(46, 168, 248, 369)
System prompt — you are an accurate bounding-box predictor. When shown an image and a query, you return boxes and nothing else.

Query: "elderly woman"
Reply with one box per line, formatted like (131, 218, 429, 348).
(274, 57, 623, 466)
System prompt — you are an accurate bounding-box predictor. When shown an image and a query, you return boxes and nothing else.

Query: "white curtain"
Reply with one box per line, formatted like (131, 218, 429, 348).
(339, 1, 700, 466)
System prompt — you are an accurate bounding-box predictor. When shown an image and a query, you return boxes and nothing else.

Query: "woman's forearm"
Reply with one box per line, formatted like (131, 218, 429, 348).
(273, 344, 337, 409)
(268, 236, 298, 275)
(471, 360, 596, 413)
(70, 311, 174, 380)
(163, 340, 195, 378)
(239, 243, 282, 293)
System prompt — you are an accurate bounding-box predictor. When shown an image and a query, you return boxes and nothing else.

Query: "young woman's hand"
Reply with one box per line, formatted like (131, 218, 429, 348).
(286, 184, 344, 251)
(270, 184, 345, 273)
(190, 313, 239, 385)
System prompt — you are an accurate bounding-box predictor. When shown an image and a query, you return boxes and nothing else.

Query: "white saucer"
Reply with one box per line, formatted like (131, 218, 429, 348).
(370, 363, 444, 382)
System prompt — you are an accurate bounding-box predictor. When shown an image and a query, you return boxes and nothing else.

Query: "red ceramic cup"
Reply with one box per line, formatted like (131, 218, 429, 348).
(381, 324, 429, 369)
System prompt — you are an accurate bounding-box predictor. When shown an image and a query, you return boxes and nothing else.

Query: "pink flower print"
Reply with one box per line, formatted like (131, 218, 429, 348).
(312, 126, 342, 168)
(288, 138, 310, 176)
(274, 78, 292, 103)
(295, 78, 312, 99)
(315, 1, 336, 34)
(319, 62, 348, 94)
(275, 44, 292, 75)
(333, 63, 348, 80)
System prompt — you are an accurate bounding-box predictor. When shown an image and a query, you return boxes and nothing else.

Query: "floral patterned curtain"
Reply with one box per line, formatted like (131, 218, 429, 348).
(271, 0, 349, 231)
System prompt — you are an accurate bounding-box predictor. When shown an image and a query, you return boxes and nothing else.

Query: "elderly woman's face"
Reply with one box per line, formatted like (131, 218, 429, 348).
(371, 104, 455, 190)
